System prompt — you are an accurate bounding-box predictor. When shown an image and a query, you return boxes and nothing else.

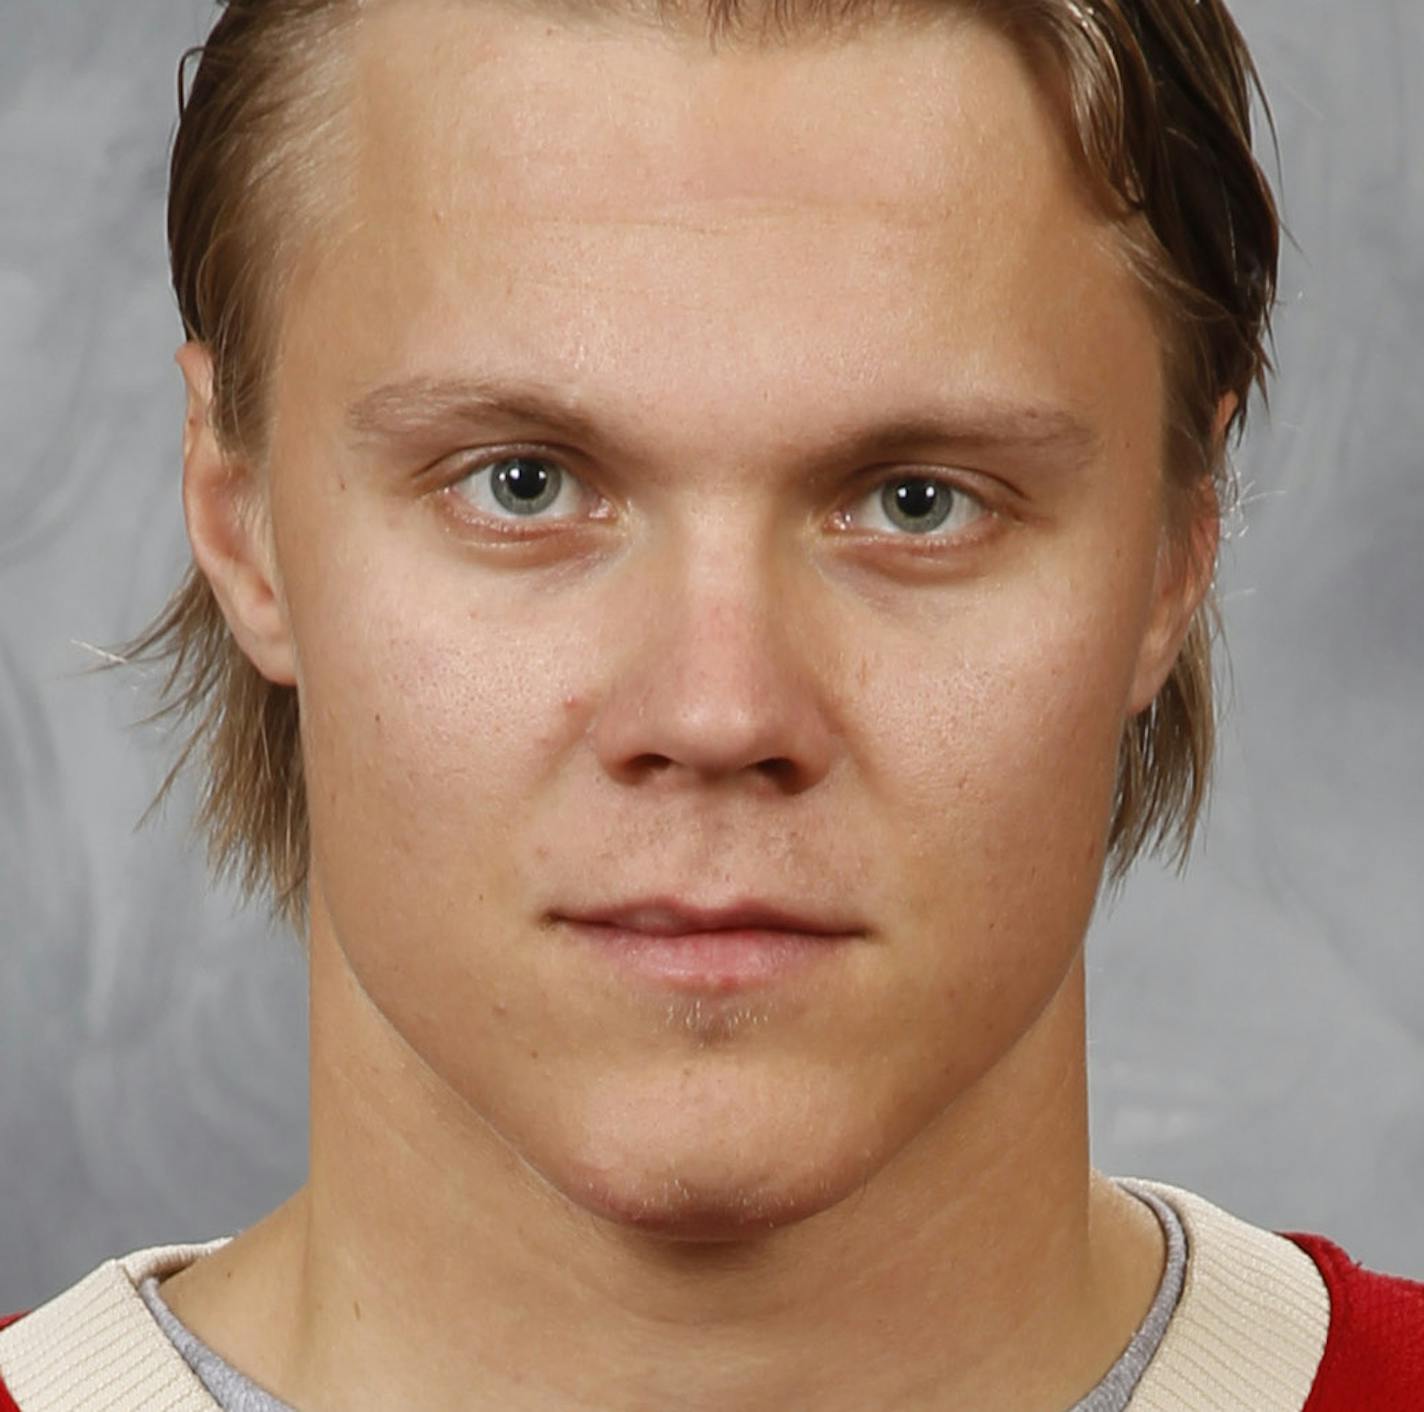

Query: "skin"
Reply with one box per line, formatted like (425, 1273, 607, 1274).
(162, 2, 1224, 1408)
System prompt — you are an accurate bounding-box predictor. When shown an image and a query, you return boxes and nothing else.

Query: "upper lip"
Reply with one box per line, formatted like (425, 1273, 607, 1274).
(560, 896, 862, 937)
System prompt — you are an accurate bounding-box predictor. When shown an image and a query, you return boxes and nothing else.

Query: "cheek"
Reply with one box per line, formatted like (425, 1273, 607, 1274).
(873, 579, 1142, 962)
(292, 577, 574, 911)
(288, 523, 1141, 914)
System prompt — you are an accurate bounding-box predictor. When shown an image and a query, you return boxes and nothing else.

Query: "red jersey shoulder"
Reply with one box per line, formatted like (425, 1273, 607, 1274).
(0, 1311, 29, 1412)
(1283, 1231, 1424, 1411)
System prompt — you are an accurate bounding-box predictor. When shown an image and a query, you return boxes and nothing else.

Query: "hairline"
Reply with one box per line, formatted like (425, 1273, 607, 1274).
(247, 0, 1192, 508)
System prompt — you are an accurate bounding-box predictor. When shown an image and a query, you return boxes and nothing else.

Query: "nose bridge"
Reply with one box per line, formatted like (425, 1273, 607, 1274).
(590, 516, 835, 790)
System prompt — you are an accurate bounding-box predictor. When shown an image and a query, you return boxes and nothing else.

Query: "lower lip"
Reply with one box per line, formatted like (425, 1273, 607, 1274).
(562, 922, 853, 990)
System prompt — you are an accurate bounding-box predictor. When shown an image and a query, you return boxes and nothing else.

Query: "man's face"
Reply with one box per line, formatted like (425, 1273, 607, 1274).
(257, 0, 1195, 1235)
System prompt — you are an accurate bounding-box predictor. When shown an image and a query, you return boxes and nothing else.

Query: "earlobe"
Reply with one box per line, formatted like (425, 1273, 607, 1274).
(176, 342, 298, 688)
(1127, 490, 1219, 715)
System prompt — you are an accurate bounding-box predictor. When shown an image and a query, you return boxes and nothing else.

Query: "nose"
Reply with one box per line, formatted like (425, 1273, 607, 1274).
(588, 532, 837, 796)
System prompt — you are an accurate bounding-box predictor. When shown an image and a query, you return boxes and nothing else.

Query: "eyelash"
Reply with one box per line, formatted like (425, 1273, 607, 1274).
(439, 450, 994, 543)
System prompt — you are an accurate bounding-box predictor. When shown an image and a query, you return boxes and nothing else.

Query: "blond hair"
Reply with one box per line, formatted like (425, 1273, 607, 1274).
(118, 0, 1280, 933)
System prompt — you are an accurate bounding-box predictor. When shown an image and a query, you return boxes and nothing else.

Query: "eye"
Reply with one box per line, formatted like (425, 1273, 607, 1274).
(841, 472, 989, 538)
(442, 454, 989, 540)
(448, 454, 592, 522)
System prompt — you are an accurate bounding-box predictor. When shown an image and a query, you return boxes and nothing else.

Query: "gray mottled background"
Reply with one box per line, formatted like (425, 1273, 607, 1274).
(1, 0, 1420, 1310)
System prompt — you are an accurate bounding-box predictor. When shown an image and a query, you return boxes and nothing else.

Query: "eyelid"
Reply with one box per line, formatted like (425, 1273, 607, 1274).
(437, 444, 585, 486)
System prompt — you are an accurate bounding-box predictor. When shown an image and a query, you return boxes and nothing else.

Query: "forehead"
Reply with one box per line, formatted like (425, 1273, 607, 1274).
(277, 0, 1157, 455)
(349, 2, 1050, 204)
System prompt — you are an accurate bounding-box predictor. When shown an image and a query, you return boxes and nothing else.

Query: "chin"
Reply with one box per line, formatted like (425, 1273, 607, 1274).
(558, 1158, 861, 1243)
(538, 1094, 880, 1244)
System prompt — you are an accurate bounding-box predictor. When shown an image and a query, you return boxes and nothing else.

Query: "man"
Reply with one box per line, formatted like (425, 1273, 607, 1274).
(1, 0, 1419, 1407)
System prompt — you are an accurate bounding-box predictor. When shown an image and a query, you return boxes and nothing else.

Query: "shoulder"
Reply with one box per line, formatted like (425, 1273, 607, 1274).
(1280, 1230, 1424, 1410)
(0, 1321, 21, 1412)
(1121, 1178, 1424, 1412)
(0, 1239, 230, 1412)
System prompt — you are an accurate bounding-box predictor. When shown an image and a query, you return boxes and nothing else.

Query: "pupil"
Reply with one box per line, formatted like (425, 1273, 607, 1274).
(896, 480, 937, 517)
(885, 477, 951, 532)
(504, 460, 548, 500)
(491, 457, 562, 516)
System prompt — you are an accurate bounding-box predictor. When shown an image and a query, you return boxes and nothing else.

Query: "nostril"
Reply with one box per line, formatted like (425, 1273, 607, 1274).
(757, 757, 797, 786)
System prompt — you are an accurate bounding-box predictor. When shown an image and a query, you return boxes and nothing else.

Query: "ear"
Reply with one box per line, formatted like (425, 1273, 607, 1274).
(177, 343, 297, 687)
(1125, 392, 1236, 714)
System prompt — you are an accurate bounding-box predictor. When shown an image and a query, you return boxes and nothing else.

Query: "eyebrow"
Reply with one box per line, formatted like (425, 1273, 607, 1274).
(344, 373, 1100, 467)
(346, 374, 608, 448)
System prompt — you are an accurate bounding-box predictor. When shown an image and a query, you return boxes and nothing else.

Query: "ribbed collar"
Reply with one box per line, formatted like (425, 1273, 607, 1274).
(0, 1180, 1329, 1411)
(1120, 1179, 1329, 1411)
(0, 1239, 228, 1411)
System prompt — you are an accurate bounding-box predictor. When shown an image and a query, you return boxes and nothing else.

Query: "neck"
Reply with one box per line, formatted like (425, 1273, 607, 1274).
(161, 926, 1163, 1412)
